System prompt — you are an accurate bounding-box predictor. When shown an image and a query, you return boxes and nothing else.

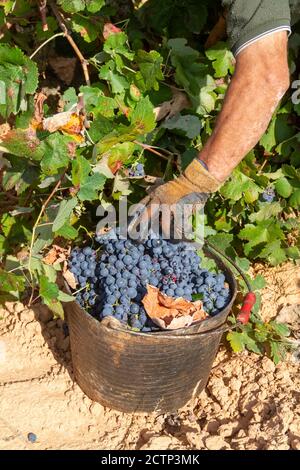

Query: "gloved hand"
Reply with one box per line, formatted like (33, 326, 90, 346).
(129, 158, 222, 240)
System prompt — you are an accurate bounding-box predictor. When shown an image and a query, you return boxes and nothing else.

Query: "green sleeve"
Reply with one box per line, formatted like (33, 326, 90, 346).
(222, 0, 291, 56)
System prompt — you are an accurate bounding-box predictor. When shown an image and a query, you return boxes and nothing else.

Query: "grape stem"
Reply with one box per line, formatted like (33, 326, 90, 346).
(48, 0, 90, 85)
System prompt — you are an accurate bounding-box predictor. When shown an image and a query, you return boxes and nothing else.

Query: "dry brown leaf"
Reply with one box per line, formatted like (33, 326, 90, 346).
(32, 92, 47, 127)
(48, 56, 77, 85)
(154, 90, 190, 122)
(142, 285, 208, 330)
(0, 123, 10, 139)
(42, 110, 85, 142)
(63, 269, 77, 290)
(43, 245, 69, 266)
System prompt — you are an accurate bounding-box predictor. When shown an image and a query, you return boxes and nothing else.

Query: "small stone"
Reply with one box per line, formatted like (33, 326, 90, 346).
(90, 402, 104, 417)
(230, 378, 242, 391)
(291, 438, 300, 450)
(261, 357, 276, 373)
(27, 432, 37, 443)
(218, 423, 236, 437)
(205, 435, 229, 450)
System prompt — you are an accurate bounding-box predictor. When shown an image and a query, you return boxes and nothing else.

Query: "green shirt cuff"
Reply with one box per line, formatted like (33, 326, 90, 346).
(232, 20, 291, 56)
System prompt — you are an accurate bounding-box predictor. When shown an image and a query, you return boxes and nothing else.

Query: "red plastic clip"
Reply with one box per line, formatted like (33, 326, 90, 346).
(237, 292, 256, 324)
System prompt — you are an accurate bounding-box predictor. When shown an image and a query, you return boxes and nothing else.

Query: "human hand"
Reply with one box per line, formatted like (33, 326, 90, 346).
(128, 159, 221, 240)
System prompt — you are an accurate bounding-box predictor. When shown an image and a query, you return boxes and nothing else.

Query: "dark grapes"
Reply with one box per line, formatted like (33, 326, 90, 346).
(261, 188, 276, 202)
(68, 231, 232, 332)
(129, 162, 145, 177)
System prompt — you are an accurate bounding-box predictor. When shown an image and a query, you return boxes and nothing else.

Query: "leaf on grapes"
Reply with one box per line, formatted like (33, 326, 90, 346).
(285, 246, 300, 260)
(41, 134, 74, 175)
(99, 66, 129, 94)
(107, 142, 135, 168)
(43, 244, 69, 266)
(93, 96, 118, 118)
(142, 285, 208, 330)
(241, 331, 262, 354)
(58, 0, 85, 13)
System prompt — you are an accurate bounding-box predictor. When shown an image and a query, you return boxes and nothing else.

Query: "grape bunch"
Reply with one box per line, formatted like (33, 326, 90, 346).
(261, 187, 276, 203)
(129, 163, 145, 177)
(68, 231, 231, 332)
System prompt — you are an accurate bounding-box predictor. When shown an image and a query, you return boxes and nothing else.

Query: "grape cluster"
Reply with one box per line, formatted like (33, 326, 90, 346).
(68, 231, 231, 332)
(68, 246, 97, 307)
(129, 163, 145, 177)
(261, 188, 276, 203)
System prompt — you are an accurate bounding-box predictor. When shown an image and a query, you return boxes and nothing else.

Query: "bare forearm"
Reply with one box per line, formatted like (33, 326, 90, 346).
(200, 32, 289, 182)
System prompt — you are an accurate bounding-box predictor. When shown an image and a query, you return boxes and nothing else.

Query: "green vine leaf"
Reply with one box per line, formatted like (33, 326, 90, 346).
(135, 50, 163, 91)
(52, 198, 78, 232)
(41, 134, 75, 176)
(205, 42, 234, 78)
(0, 44, 38, 116)
(226, 331, 245, 353)
(78, 172, 106, 201)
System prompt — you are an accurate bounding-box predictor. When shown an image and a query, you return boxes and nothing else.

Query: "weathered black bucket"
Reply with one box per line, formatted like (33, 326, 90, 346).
(65, 246, 237, 413)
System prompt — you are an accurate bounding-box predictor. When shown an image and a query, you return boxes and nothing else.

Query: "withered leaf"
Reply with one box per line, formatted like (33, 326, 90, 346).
(142, 285, 208, 330)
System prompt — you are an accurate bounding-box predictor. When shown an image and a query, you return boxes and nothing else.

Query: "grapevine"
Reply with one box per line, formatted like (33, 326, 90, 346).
(0, 0, 298, 362)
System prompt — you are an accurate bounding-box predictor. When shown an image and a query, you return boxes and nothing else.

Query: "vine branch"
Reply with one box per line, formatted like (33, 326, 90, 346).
(28, 171, 66, 305)
(38, 0, 48, 32)
(48, 0, 90, 85)
(30, 32, 65, 59)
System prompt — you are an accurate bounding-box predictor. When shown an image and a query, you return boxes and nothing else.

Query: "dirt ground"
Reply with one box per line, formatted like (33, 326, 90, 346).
(0, 263, 299, 450)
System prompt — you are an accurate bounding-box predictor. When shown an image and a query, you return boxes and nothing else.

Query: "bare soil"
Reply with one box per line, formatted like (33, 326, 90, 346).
(0, 262, 299, 450)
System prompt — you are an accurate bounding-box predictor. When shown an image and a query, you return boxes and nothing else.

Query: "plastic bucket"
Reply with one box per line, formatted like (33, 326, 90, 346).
(65, 246, 237, 413)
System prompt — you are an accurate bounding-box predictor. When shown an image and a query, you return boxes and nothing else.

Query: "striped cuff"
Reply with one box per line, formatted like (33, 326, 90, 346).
(234, 25, 291, 57)
(196, 157, 209, 171)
